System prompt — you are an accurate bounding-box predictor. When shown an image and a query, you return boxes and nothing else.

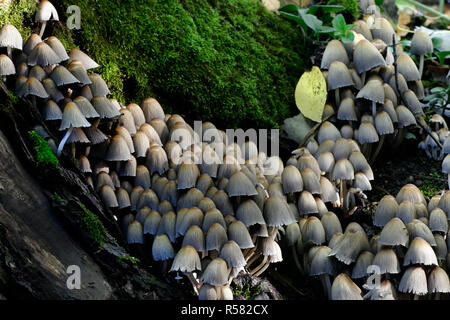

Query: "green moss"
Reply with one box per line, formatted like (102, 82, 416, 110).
(419, 172, 446, 198)
(118, 255, 140, 264)
(79, 203, 107, 251)
(56, 0, 307, 129)
(28, 130, 59, 168)
(52, 192, 68, 205)
(327, 0, 360, 21)
(232, 278, 263, 300)
(0, 0, 36, 39)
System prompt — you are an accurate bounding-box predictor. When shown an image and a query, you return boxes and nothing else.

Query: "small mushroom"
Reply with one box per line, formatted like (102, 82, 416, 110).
(411, 30, 433, 77)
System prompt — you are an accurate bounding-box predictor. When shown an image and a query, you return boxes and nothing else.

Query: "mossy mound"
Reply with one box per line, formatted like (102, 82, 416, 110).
(48, 0, 308, 129)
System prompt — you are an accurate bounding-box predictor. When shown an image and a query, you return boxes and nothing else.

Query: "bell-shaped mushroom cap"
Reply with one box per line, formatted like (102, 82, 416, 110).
(321, 212, 342, 241)
(100, 184, 118, 208)
(264, 196, 295, 227)
(126, 103, 146, 129)
(310, 246, 335, 276)
(397, 54, 420, 81)
(353, 40, 385, 74)
(158, 200, 174, 215)
(77, 155, 91, 173)
(105, 135, 132, 161)
(374, 195, 398, 227)
(284, 222, 300, 247)
(195, 174, 213, 195)
(428, 267, 450, 294)
(428, 195, 441, 213)
(91, 96, 121, 119)
(152, 234, 175, 261)
(349, 151, 370, 171)
(23, 34, 41, 55)
(340, 125, 353, 139)
(331, 158, 354, 181)
(0, 54, 15, 76)
(198, 284, 217, 300)
(235, 199, 265, 227)
(115, 126, 134, 153)
(126, 220, 144, 244)
(395, 105, 417, 128)
(319, 177, 338, 203)
(182, 225, 205, 252)
(331, 138, 351, 161)
(337, 98, 357, 121)
(353, 172, 372, 191)
(372, 248, 401, 274)
(142, 97, 165, 121)
(384, 85, 398, 108)
(198, 197, 216, 214)
(85, 126, 108, 145)
(396, 184, 426, 205)
(134, 165, 151, 189)
(177, 162, 200, 190)
(297, 153, 321, 177)
(317, 152, 335, 174)
(351, 251, 374, 279)
(157, 211, 176, 242)
(0, 24, 22, 50)
(396, 201, 417, 226)
(402, 90, 423, 115)
(143, 210, 161, 235)
(205, 223, 228, 252)
(329, 227, 371, 265)
(225, 171, 257, 197)
(68, 48, 99, 70)
(356, 122, 379, 144)
(327, 61, 354, 90)
(331, 273, 362, 300)
(145, 145, 168, 176)
(73, 96, 99, 118)
(68, 61, 92, 85)
(201, 257, 229, 286)
(137, 189, 159, 211)
(399, 266, 428, 295)
(300, 168, 321, 195)
(411, 30, 433, 56)
(371, 17, 395, 45)
(374, 111, 394, 135)
(429, 208, 448, 233)
(364, 279, 398, 300)
(302, 216, 325, 245)
(115, 187, 131, 209)
(437, 191, 450, 216)
(89, 73, 111, 96)
(388, 72, 409, 95)
(170, 245, 201, 273)
(59, 102, 90, 130)
(35, 0, 59, 22)
(27, 42, 60, 66)
(66, 127, 90, 144)
(17, 76, 49, 99)
(228, 221, 254, 248)
(379, 217, 409, 247)
(41, 77, 64, 102)
(316, 139, 335, 155)
(356, 80, 384, 104)
(434, 234, 447, 261)
(317, 121, 341, 144)
(404, 237, 438, 266)
(45, 36, 68, 61)
(352, 20, 372, 40)
(281, 165, 303, 194)
(42, 99, 62, 121)
(202, 208, 226, 232)
(321, 40, 349, 69)
(177, 188, 203, 210)
(219, 240, 246, 268)
(211, 190, 234, 216)
(297, 190, 318, 215)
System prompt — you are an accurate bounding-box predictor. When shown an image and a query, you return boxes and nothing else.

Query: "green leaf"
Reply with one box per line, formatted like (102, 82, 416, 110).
(400, 39, 411, 48)
(405, 132, 417, 140)
(318, 26, 336, 34)
(430, 87, 446, 93)
(299, 9, 324, 33)
(375, 0, 384, 6)
(432, 37, 443, 48)
(278, 4, 299, 14)
(340, 32, 355, 43)
(279, 11, 308, 30)
(435, 51, 450, 65)
(332, 14, 347, 34)
(307, 4, 345, 15)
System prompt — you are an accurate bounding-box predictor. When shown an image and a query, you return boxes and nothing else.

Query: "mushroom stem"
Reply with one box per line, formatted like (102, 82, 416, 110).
(361, 71, 366, 85)
(418, 55, 424, 78)
(71, 142, 76, 158)
(391, 128, 406, 149)
(292, 245, 304, 274)
(253, 259, 271, 277)
(85, 146, 91, 157)
(92, 118, 101, 129)
(57, 125, 74, 157)
(320, 274, 332, 299)
(370, 134, 385, 164)
(335, 88, 340, 109)
(39, 21, 47, 38)
(184, 272, 200, 295)
(244, 246, 256, 261)
(361, 142, 372, 159)
(249, 256, 268, 276)
(413, 294, 419, 300)
(339, 180, 347, 209)
(447, 173, 450, 190)
(6, 47, 12, 59)
(246, 252, 261, 268)
(371, 101, 377, 118)
(435, 292, 441, 300)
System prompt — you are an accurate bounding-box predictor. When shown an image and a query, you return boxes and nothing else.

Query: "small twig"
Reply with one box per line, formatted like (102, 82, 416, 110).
(415, 115, 443, 149)
(298, 113, 333, 148)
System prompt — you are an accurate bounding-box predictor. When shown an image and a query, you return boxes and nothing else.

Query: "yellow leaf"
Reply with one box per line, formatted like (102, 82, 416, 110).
(295, 66, 327, 123)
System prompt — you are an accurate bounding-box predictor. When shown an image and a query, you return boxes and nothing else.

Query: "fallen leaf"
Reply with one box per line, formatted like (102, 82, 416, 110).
(295, 66, 327, 123)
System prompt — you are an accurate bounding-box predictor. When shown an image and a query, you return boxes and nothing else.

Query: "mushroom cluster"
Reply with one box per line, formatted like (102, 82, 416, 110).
(317, 15, 433, 164)
(297, 183, 449, 300)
